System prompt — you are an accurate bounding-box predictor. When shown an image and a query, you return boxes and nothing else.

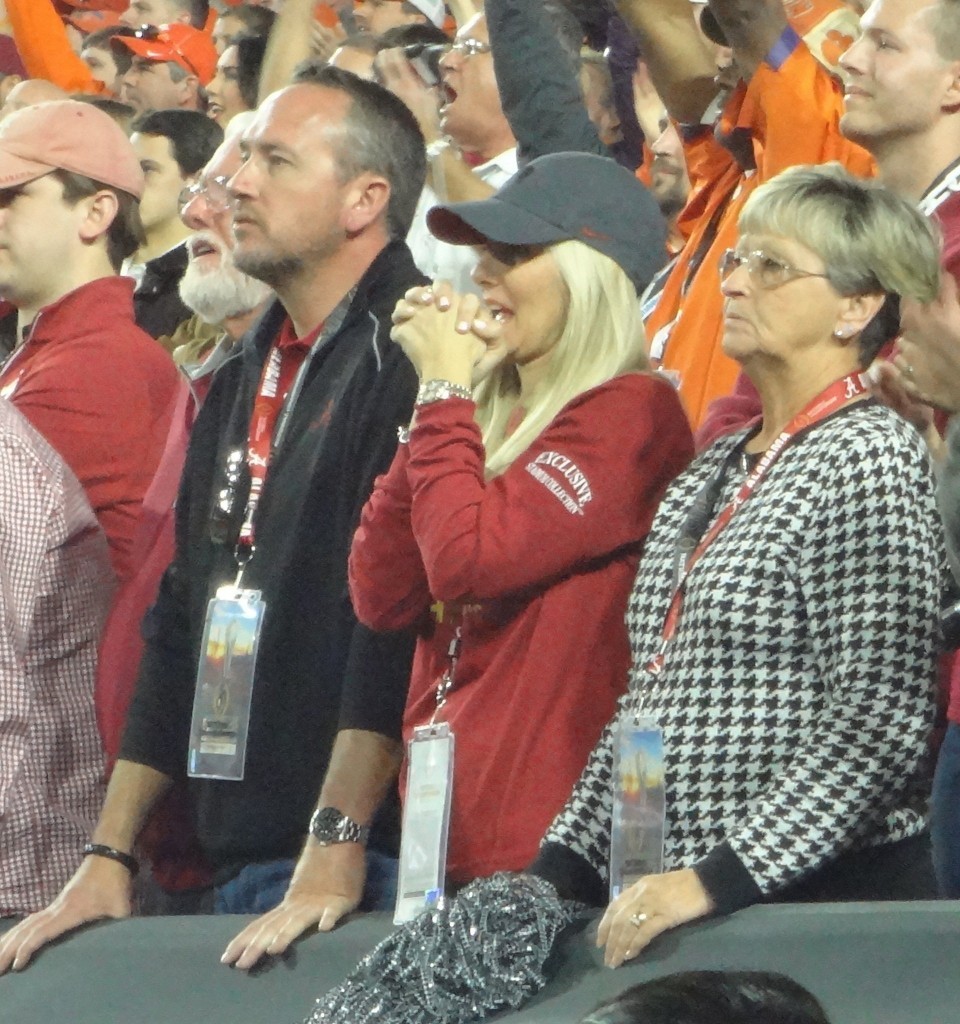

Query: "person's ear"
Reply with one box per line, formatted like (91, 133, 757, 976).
(77, 189, 120, 245)
(342, 173, 391, 236)
(833, 291, 885, 342)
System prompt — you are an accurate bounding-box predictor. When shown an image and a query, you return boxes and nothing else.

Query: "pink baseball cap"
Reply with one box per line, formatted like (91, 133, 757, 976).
(0, 100, 144, 198)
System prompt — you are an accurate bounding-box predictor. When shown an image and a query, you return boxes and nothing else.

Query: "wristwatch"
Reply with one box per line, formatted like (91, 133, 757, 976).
(309, 806, 370, 846)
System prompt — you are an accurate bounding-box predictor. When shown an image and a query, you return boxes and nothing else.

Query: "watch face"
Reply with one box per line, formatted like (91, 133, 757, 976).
(310, 806, 369, 845)
(311, 807, 346, 841)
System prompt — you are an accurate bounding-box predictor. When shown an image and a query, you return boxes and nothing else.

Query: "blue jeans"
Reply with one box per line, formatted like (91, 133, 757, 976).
(932, 721, 960, 898)
(213, 848, 399, 915)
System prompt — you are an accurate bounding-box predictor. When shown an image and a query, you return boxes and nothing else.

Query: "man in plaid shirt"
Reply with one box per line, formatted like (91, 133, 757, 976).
(0, 399, 114, 916)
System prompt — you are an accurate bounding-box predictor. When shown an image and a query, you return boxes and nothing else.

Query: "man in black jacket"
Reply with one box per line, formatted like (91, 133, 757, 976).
(0, 66, 427, 974)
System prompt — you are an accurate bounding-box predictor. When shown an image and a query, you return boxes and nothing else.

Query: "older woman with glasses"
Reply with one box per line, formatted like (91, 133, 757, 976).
(312, 163, 946, 1024)
(348, 152, 693, 898)
(568, 161, 945, 966)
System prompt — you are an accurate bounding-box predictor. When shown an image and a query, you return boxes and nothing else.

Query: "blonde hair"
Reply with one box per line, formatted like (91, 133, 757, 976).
(475, 239, 649, 478)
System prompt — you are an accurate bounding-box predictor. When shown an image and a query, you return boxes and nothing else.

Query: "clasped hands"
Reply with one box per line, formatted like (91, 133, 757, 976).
(391, 281, 508, 386)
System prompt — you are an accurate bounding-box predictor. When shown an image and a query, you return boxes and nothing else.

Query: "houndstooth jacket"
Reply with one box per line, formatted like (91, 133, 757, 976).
(541, 402, 944, 913)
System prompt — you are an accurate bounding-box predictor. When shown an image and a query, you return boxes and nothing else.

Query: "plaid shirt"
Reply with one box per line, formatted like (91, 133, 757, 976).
(0, 399, 114, 916)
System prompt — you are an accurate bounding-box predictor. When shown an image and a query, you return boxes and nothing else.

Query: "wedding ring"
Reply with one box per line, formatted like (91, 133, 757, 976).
(629, 912, 648, 928)
(904, 362, 916, 380)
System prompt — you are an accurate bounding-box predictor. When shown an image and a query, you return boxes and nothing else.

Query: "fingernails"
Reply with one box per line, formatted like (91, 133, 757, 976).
(421, 289, 434, 304)
(473, 319, 487, 331)
(456, 320, 470, 333)
(437, 297, 451, 311)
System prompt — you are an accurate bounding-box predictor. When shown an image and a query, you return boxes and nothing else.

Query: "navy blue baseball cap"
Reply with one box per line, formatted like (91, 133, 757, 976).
(426, 151, 668, 293)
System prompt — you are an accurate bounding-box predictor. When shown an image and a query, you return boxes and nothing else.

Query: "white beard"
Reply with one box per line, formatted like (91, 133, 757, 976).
(179, 231, 272, 325)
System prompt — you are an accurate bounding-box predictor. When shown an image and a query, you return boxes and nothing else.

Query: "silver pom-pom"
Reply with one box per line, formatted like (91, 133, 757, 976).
(306, 872, 585, 1024)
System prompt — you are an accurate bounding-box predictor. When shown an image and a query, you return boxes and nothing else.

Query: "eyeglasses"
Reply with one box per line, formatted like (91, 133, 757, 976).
(131, 25, 203, 79)
(445, 37, 492, 59)
(481, 241, 545, 267)
(719, 248, 832, 289)
(179, 175, 233, 214)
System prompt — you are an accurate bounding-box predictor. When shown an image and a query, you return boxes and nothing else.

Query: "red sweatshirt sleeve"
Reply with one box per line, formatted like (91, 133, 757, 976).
(349, 443, 432, 631)
(403, 373, 693, 603)
(6, 0, 104, 94)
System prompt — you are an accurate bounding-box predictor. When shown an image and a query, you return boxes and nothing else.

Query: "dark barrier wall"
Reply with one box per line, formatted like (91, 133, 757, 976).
(3, 903, 960, 1024)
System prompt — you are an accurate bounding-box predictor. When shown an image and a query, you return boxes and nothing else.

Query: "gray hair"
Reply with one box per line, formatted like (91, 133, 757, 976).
(738, 162, 942, 364)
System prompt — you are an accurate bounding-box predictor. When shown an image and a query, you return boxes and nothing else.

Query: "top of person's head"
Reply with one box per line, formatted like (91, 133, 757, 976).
(377, 22, 450, 48)
(122, 0, 209, 28)
(222, 3, 277, 39)
(73, 94, 138, 132)
(580, 970, 832, 1024)
(65, 8, 123, 36)
(82, 23, 138, 51)
(112, 23, 218, 86)
(130, 108, 224, 175)
(739, 162, 941, 362)
(287, 62, 426, 239)
(60, 0, 128, 16)
(1, 78, 69, 117)
(0, 99, 143, 198)
(428, 151, 667, 294)
(223, 108, 257, 145)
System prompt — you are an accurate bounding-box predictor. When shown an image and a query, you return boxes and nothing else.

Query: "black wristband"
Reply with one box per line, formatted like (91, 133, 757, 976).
(83, 842, 139, 878)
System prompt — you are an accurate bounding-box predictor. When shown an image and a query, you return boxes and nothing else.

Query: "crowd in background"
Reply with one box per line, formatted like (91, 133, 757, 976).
(0, 0, 958, 1020)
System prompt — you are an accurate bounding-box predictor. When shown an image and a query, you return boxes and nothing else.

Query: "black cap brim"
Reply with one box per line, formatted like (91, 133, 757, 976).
(427, 197, 571, 249)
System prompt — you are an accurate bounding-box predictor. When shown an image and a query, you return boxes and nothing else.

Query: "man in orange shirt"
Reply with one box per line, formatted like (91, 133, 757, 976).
(622, 0, 870, 428)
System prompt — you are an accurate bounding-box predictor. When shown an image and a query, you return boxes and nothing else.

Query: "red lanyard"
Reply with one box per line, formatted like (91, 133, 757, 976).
(236, 320, 320, 563)
(646, 372, 870, 676)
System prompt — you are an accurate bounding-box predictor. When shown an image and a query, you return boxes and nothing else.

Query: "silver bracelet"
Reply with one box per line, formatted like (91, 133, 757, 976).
(416, 379, 472, 407)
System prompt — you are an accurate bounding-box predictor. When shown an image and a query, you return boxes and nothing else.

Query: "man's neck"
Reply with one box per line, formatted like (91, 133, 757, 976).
(136, 222, 191, 264)
(15, 266, 117, 343)
(874, 127, 960, 203)
(279, 236, 388, 338)
(223, 302, 269, 342)
(462, 127, 516, 166)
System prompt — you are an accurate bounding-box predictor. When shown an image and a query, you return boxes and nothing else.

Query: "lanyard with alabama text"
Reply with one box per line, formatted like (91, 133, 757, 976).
(645, 372, 871, 676)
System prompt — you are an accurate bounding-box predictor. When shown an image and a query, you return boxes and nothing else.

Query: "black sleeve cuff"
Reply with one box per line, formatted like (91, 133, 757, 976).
(693, 841, 764, 916)
(527, 842, 606, 907)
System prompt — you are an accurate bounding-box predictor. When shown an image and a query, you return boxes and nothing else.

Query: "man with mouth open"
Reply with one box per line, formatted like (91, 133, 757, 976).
(385, 11, 518, 291)
(166, 114, 273, 390)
